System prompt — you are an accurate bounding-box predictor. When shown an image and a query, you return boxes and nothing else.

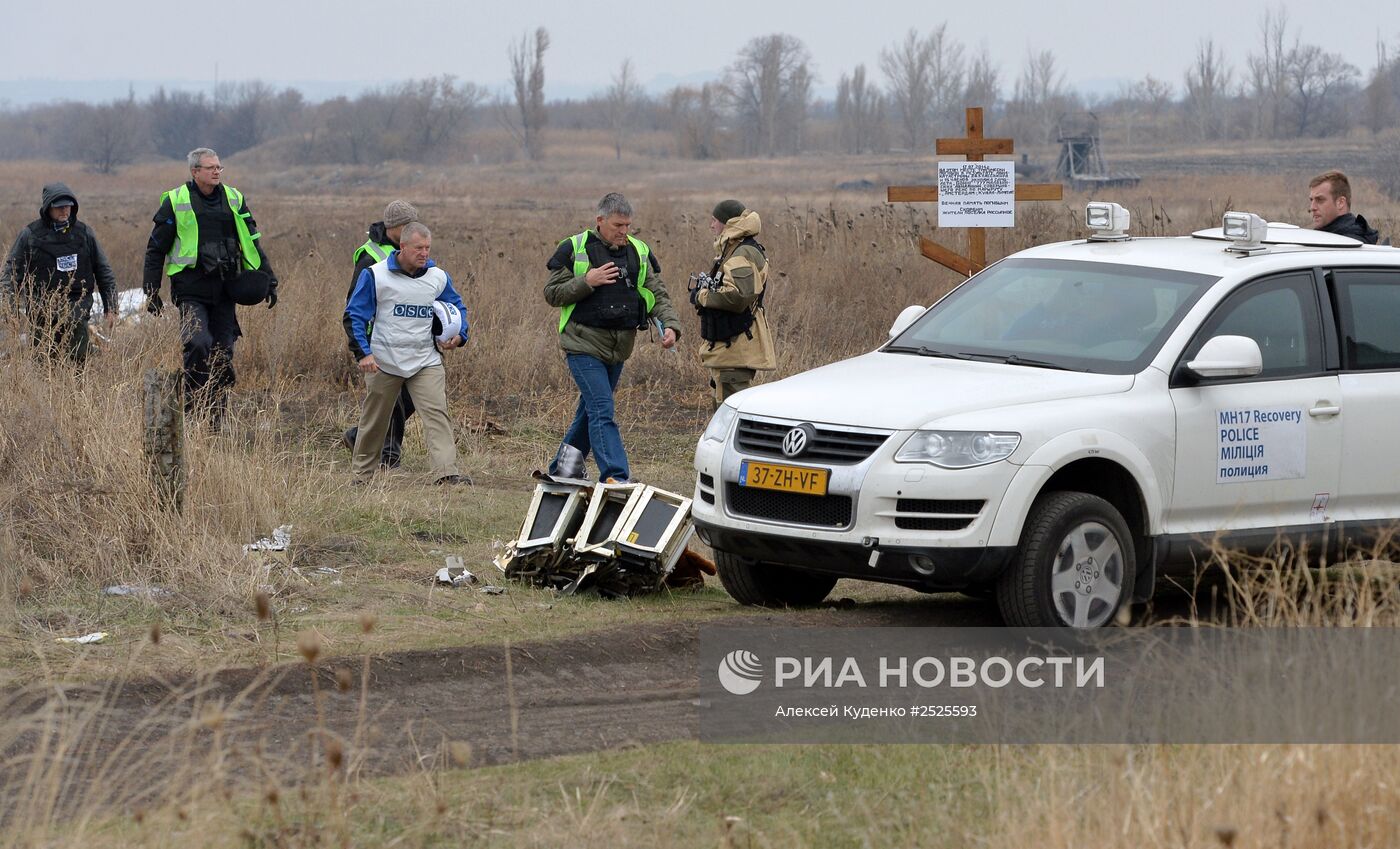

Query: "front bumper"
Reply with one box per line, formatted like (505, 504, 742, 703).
(693, 515, 1015, 590)
(693, 414, 1024, 590)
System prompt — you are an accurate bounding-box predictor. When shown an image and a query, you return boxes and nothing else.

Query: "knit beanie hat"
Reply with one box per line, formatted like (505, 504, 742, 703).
(382, 199, 420, 229)
(712, 199, 745, 223)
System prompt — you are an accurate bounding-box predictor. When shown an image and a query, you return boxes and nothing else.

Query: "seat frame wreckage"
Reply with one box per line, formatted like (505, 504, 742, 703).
(497, 472, 697, 597)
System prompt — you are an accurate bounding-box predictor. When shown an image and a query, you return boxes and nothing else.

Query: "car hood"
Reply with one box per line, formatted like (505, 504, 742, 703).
(732, 352, 1137, 430)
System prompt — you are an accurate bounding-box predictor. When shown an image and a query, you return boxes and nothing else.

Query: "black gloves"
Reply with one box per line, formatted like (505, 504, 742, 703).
(266, 279, 278, 309)
(146, 291, 164, 316)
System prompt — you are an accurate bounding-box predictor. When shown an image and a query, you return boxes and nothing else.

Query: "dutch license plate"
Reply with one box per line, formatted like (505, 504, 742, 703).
(739, 460, 829, 496)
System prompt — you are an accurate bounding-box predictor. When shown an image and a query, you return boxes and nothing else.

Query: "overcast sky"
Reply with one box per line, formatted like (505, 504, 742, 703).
(3, 0, 1397, 102)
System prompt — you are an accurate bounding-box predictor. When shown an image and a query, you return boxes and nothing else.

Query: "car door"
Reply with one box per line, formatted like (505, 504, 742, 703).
(1165, 271, 1342, 537)
(1327, 268, 1400, 534)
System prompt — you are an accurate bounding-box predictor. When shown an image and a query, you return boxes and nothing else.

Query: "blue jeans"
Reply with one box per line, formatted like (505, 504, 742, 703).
(551, 354, 627, 482)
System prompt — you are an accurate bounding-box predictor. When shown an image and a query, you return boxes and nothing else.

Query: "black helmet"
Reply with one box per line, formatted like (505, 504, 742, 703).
(226, 270, 271, 305)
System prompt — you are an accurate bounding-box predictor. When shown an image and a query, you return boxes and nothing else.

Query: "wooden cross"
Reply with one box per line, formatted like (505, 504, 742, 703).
(887, 107, 1064, 276)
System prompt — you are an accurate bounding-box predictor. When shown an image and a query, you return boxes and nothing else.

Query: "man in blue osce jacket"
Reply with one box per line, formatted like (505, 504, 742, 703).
(343, 222, 470, 485)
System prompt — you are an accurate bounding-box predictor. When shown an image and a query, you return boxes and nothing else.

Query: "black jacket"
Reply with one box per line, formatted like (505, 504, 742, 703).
(1319, 213, 1380, 245)
(141, 180, 276, 303)
(1, 182, 118, 316)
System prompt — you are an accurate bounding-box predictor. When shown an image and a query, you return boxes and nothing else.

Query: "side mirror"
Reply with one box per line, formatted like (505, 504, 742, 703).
(1185, 335, 1263, 379)
(888, 305, 925, 339)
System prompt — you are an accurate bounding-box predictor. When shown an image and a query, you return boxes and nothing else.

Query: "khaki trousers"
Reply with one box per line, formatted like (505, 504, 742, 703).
(353, 364, 459, 479)
(709, 367, 756, 409)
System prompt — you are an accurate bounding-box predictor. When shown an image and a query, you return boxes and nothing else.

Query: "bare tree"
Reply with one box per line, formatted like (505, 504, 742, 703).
(146, 87, 215, 160)
(1365, 39, 1396, 134)
(606, 59, 641, 160)
(669, 83, 724, 159)
(964, 45, 1000, 112)
(508, 27, 550, 160)
(1008, 48, 1069, 142)
(393, 76, 486, 158)
(836, 65, 885, 154)
(1246, 5, 1291, 137)
(71, 92, 143, 174)
(880, 26, 965, 151)
(1184, 38, 1233, 140)
(725, 33, 813, 156)
(1283, 45, 1359, 136)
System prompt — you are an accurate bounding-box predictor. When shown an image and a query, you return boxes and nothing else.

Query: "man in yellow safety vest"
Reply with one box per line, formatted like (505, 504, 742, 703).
(142, 147, 277, 428)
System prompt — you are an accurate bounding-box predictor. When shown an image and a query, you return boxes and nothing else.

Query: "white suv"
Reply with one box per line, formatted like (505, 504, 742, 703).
(692, 207, 1397, 627)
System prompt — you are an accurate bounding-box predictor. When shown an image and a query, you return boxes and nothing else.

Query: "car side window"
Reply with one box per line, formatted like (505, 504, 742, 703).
(1184, 273, 1322, 380)
(1331, 269, 1400, 370)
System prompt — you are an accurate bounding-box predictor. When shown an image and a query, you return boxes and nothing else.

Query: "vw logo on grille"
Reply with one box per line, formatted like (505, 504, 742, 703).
(782, 424, 816, 458)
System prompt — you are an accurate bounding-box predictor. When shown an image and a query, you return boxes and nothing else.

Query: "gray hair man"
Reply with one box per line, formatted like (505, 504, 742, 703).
(344, 222, 472, 485)
(141, 147, 279, 428)
(341, 198, 422, 466)
(543, 192, 683, 482)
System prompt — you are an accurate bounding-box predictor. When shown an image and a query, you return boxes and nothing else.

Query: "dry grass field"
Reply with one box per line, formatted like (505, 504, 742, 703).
(3, 138, 1400, 847)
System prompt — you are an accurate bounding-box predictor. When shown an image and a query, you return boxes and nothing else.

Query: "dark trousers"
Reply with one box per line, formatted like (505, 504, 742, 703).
(384, 386, 416, 460)
(178, 297, 240, 418)
(21, 291, 91, 364)
(29, 312, 91, 363)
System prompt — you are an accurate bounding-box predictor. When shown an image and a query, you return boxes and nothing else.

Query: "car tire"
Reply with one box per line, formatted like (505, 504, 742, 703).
(715, 550, 838, 607)
(996, 491, 1135, 628)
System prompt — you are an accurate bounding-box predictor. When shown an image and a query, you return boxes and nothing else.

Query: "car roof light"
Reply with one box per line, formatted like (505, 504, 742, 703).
(1222, 211, 1268, 254)
(1085, 202, 1130, 241)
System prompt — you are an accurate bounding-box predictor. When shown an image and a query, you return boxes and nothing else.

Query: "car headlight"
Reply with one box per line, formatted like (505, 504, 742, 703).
(702, 403, 739, 444)
(895, 430, 1020, 468)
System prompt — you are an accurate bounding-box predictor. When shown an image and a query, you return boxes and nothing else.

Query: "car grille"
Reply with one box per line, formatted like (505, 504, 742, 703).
(735, 418, 890, 464)
(894, 498, 985, 531)
(726, 483, 852, 528)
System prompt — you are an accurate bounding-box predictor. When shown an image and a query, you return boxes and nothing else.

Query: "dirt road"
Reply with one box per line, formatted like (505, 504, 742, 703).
(1, 587, 1219, 813)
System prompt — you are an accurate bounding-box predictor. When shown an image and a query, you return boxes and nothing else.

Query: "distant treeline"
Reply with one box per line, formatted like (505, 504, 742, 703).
(2, 11, 1398, 172)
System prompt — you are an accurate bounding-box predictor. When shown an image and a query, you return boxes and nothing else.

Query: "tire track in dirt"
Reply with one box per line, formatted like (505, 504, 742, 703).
(1, 586, 1221, 815)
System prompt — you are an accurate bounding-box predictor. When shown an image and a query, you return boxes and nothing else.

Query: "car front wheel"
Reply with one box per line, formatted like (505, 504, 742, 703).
(715, 550, 838, 607)
(996, 491, 1135, 628)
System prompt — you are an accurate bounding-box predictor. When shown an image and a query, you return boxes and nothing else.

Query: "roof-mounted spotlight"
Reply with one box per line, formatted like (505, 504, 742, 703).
(1222, 211, 1268, 254)
(1085, 202, 1131, 241)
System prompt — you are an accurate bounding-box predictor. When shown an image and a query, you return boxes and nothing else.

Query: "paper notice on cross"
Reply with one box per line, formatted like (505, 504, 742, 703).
(937, 161, 1015, 228)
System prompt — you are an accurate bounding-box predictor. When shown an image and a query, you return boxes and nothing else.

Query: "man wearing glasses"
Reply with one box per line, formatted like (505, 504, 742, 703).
(142, 147, 278, 428)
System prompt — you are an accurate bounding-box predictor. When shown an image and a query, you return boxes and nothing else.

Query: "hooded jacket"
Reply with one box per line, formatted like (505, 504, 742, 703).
(0, 182, 119, 318)
(694, 210, 777, 371)
(544, 229, 683, 365)
(1319, 213, 1381, 245)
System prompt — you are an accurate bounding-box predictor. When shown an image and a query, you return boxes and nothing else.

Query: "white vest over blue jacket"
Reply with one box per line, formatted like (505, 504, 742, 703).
(345, 253, 469, 378)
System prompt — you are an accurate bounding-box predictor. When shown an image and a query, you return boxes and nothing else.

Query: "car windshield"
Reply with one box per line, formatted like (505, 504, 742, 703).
(887, 258, 1219, 374)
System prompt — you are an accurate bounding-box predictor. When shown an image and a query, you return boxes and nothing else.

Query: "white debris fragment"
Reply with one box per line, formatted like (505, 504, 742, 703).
(479, 585, 506, 595)
(434, 567, 468, 586)
(93, 288, 148, 321)
(435, 555, 477, 587)
(102, 584, 172, 598)
(57, 632, 109, 645)
(244, 525, 293, 553)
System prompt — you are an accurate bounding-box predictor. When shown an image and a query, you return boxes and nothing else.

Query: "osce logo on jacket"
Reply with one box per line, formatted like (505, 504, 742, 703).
(393, 304, 434, 318)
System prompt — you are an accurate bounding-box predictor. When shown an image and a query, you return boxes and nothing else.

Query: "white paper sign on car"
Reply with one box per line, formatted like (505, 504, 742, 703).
(937, 161, 1015, 228)
(1216, 407, 1306, 483)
